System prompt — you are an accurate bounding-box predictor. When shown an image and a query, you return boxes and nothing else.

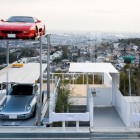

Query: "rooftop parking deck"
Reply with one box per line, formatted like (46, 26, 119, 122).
(0, 63, 46, 84)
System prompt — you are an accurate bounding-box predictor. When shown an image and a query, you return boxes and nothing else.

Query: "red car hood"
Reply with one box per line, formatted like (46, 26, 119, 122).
(0, 22, 35, 30)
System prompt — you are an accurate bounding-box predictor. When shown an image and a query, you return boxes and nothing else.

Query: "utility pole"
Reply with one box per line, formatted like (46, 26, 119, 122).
(111, 37, 114, 53)
(127, 69, 131, 96)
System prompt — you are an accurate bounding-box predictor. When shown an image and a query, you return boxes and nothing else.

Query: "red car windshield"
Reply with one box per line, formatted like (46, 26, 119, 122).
(6, 16, 34, 23)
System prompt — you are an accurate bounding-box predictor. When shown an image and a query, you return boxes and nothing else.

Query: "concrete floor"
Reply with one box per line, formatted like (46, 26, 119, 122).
(94, 107, 126, 128)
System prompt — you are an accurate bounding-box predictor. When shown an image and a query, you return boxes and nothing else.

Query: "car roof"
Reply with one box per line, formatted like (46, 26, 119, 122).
(12, 83, 35, 87)
(10, 16, 33, 18)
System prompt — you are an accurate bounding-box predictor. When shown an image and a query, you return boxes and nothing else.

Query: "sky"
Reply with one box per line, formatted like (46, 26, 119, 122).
(0, 0, 140, 33)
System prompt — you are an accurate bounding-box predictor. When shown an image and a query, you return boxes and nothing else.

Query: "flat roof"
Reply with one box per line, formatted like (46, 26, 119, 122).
(0, 63, 46, 83)
(69, 63, 119, 73)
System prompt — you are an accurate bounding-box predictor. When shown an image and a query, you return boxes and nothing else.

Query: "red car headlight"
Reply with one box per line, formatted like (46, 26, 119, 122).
(23, 31, 30, 34)
(30, 26, 35, 30)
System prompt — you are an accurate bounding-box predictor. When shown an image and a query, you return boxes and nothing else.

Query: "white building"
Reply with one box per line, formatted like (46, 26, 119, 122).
(48, 62, 140, 131)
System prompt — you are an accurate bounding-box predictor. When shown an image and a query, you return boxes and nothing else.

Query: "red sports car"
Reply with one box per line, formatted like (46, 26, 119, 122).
(0, 16, 45, 39)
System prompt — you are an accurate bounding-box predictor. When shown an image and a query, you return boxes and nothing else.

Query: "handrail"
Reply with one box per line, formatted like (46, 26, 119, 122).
(53, 78, 60, 96)
(49, 78, 60, 113)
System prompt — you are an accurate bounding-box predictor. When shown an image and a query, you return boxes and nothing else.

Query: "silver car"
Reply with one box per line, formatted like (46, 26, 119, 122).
(0, 84, 40, 119)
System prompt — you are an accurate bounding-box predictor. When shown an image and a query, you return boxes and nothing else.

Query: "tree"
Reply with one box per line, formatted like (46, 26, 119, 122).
(20, 48, 39, 57)
(62, 47, 68, 59)
(120, 67, 139, 96)
(53, 57, 62, 64)
(55, 82, 72, 113)
(52, 82, 73, 126)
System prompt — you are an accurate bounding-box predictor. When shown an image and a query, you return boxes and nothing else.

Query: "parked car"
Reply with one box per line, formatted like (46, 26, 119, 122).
(0, 16, 45, 39)
(0, 84, 43, 119)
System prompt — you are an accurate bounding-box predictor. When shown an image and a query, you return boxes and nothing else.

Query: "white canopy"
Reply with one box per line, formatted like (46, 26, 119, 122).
(69, 63, 119, 73)
(0, 63, 46, 83)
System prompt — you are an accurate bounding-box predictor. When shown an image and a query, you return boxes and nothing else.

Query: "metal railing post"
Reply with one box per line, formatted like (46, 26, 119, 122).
(6, 41, 9, 95)
(47, 34, 51, 99)
(37, 36, 43, 127)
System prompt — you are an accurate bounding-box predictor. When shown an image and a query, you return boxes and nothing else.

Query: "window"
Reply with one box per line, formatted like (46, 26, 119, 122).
(6, 16, 34, 23)
(10, 85, 33, 96)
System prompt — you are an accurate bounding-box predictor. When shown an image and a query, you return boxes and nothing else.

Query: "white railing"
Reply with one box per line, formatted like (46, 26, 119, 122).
(49, 76, 90, 131)
(48, 72, 115, 130)
(114, 88, 131, 127)
(50, 112, 89, 131)
(49, 77, 60, 114)
(50, 72, 104, 85)
(115, 88, 140, 128)
(130, 98, 140, 128)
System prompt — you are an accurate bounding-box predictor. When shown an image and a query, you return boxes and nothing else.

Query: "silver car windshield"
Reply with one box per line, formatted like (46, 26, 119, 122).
(9, 85, 33, 96)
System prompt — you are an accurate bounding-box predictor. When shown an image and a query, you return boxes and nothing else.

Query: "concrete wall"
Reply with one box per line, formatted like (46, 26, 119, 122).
(126, 97, 140, 128)
(50, 112, 89, 122)
(114, 88, 130, 127)
(90, 87, 112, 107)
(114, 88, 140, 128)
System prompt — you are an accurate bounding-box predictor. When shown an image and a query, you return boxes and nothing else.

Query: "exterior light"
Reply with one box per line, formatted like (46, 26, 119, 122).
(91, 89, 96, 97)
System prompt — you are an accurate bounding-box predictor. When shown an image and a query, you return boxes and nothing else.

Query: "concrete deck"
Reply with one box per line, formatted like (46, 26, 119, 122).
(0, 63, 46, 83)
(93, 107, 125, 128)
(0, 127, 90, 139)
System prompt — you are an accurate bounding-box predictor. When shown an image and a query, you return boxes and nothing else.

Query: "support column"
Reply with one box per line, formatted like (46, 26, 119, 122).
(112, 73, 116, 106)
(47, 34, 51, 99)
(76, 121, 79, 131)
(93, 73, 94, 85)
(73, 73, 75, 84)
(102, 73, 104, 84)
(37, 36, 43, 127)
(86, 73, 89, 111)
(83, 73, 84, 84)
(55, 76, 58, 87)
(6, 41, 9, 66)
(6, 41, 9, 95)
(62, 121, 65, 131)
(90, 88, 94, 128)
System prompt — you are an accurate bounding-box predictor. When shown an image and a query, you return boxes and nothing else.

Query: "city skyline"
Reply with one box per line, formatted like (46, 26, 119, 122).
(0, 0, 140, 33)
